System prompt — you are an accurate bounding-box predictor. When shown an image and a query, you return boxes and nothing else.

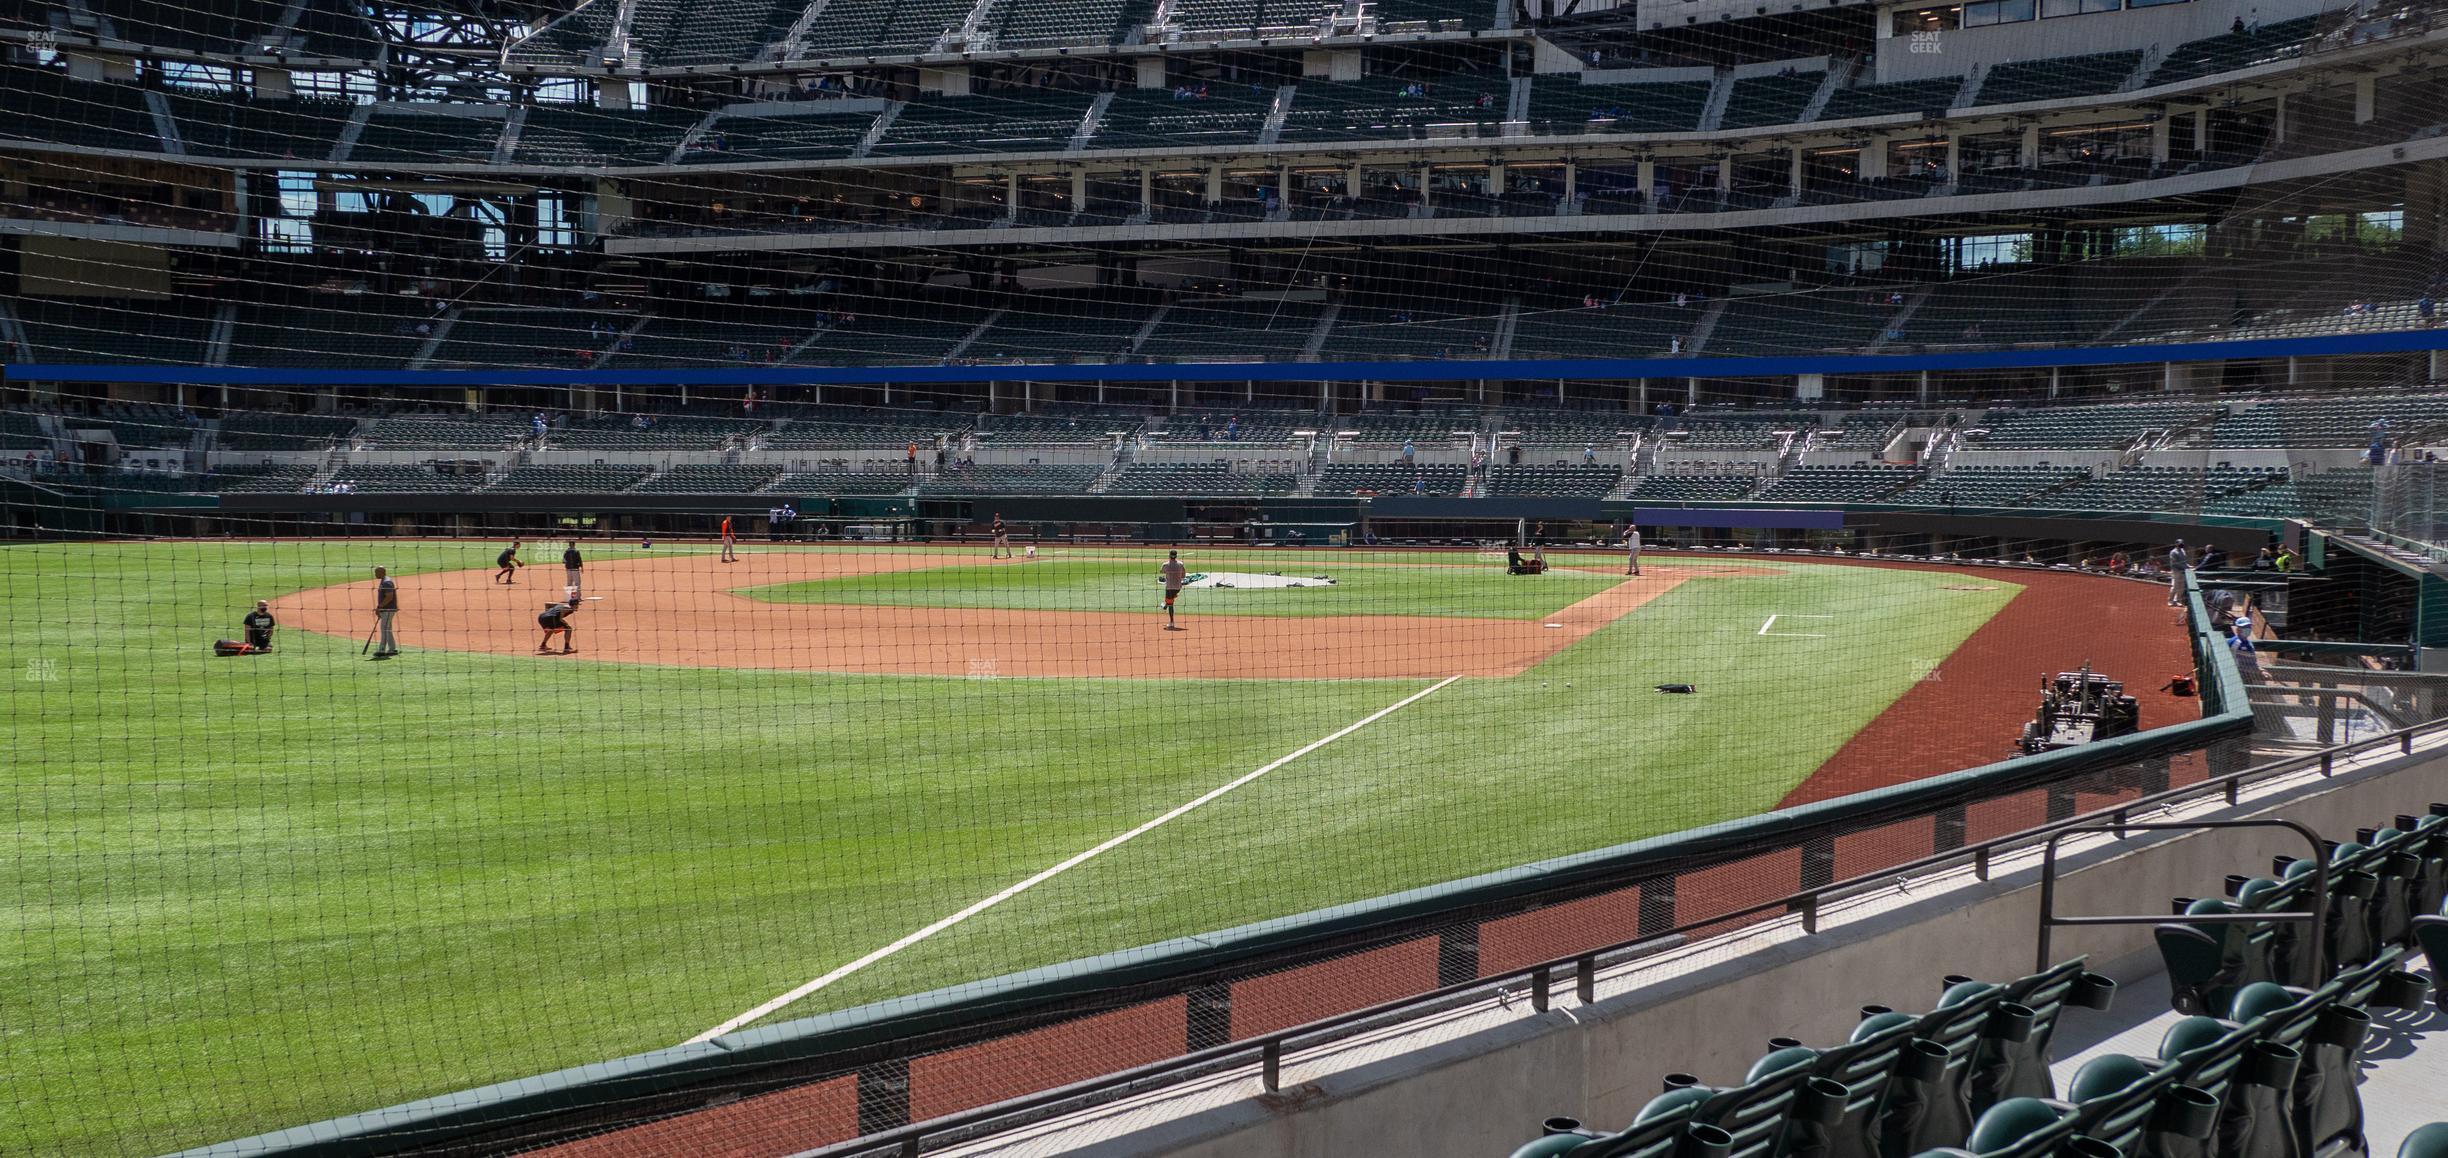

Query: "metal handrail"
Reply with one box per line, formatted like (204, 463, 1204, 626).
(807, 715, 2448, 1158)
(2035, 819, 2329, 976)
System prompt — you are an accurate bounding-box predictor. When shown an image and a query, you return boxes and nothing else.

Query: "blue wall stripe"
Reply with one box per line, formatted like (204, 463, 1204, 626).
(9, 326, 2447, 388)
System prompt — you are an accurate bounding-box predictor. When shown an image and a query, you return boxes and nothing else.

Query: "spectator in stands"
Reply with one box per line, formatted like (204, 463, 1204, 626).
(2421, 295, 2437, 326)
(1401, 439, 1416, 464)
(1582, 444, 1597, 465)
(2275, 546, 2298, 572)
(2107, 550, 2129, 574)
(2252, 547, 2276, 570)
(2199, 544, 2227, 571)
(2165, 539, 2191, 606)
(1225, 415, 1241, 441)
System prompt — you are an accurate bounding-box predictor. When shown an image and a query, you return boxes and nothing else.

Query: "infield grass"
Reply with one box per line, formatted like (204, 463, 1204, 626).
(2, 541, 2010, 1156)
(743, 556, 1623, 618)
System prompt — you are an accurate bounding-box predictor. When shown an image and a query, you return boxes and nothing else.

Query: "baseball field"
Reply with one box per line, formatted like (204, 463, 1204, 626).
(0, 538, 2194, 1156)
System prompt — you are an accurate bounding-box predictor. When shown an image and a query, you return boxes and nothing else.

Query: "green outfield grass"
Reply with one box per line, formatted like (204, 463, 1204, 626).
(744, 556, 1623, 619)
(1, 541, 2012, 1156)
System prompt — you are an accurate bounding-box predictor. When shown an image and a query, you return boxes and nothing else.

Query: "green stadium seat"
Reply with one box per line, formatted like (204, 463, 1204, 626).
(2404, 1124, 2448, 1158)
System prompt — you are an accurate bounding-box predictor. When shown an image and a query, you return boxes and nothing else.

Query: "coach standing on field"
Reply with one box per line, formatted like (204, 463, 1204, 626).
(563, 540, 584, 600)
(2165, 539, 2190, 606)
(371, 566, 400, 659)
(1624, 524, 1643, 577)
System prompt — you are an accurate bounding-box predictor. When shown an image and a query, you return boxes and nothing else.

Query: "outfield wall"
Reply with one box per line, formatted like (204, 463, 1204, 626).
(64, 489, 2290, 560)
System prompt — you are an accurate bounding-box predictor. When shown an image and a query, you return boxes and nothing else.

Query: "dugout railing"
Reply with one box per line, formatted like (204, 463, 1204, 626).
(168, 568, 2270, 1158)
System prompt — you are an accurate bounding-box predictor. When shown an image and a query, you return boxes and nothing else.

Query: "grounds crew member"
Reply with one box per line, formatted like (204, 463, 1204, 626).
(242, 600, 277, 651)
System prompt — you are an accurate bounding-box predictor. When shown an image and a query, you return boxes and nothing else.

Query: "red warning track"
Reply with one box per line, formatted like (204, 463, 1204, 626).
(1779, 561, 2197, 805)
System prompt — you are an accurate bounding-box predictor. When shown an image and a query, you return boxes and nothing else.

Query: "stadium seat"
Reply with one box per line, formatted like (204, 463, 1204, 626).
(2405, 1125, 2448, 1158)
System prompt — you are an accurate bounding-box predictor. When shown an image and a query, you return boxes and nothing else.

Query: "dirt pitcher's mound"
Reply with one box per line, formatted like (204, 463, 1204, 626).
(272, 552, 1746, 681)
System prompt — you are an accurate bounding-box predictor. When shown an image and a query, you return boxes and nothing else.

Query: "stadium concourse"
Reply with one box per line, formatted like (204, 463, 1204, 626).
(16, 0, 2448, 1149)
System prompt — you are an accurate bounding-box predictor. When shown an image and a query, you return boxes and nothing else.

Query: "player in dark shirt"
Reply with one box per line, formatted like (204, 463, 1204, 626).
(536, 601, 577, 654)
(562, 542, 584, 599)
(496, 540, 522, 585)
(242, 601, 276, 651)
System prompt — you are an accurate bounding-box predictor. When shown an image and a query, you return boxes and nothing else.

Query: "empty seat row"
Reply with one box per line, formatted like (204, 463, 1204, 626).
(1106, 463, 1296, 494)
(1315, 463, 1468, 495)
(919, 464, 1104, 494)
(1515, 960, 2120, 1158)
(1756, 465, 1924, 502)
(2157, 803, 2448, 1019)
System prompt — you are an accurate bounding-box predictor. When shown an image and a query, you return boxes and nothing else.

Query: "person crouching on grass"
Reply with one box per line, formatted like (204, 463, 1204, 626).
(242, 600, 277, 651)
(537, 600, 578, 655)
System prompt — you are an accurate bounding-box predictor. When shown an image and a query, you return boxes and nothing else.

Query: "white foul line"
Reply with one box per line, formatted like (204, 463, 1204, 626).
(687, 673, 1465, 1043)
(1758, 613, 1834, 639)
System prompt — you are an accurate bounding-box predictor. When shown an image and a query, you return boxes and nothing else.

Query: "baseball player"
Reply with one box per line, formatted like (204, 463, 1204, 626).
(719, 515, 737, 563)
(1624, 525, 1642, 576)
(495, 539, 523, 584)
(563, 541, 584, 599)
(991, 514, 1012, 560)
(1160, 550, 1188, 631)
(370, 566, 399, 659)
(536, 600, 578, 654)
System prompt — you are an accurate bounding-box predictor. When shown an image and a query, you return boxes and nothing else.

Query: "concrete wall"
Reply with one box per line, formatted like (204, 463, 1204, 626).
(990, 742, 2448, 1158)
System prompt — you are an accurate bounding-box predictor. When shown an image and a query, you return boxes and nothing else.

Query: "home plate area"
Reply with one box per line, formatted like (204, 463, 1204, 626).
(1182, 572, 1337, 589)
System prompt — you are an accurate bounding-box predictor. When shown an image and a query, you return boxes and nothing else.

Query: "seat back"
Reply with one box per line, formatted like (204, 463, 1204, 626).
(1989, 960, 2112, 1102)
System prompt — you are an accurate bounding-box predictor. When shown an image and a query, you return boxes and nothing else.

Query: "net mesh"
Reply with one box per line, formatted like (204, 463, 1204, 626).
(4, 0, 2447, 1150)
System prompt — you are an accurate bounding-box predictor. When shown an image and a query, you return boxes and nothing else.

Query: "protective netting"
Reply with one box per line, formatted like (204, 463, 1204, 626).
(5, 0, 2448, 1149)
(4, 518, 2234, 1155)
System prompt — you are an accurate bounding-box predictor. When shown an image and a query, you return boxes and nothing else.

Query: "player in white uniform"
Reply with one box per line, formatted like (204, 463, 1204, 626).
(1624, 525, 1643, 576)
(1160, 551, 1188, 631)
